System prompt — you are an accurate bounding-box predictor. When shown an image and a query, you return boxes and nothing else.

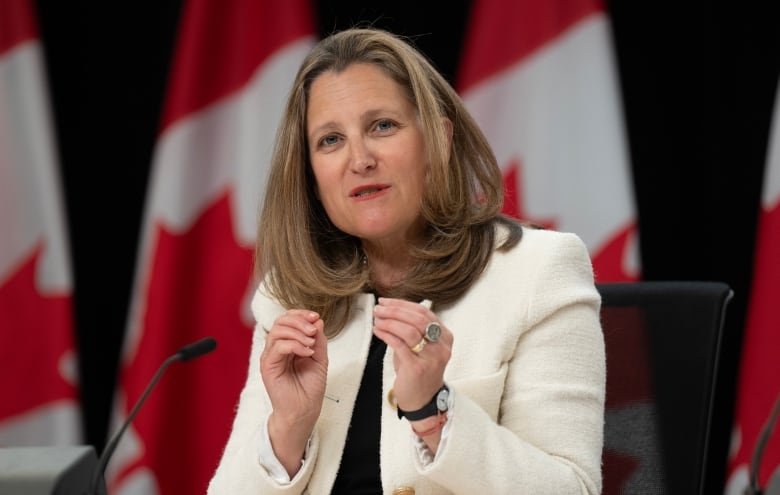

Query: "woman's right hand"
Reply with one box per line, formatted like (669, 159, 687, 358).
(260, 309, 328, 476)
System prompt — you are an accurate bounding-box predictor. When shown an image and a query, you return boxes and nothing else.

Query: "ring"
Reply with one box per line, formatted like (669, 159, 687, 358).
(424, 322, 442, 342)
(410, 337, 427, 353)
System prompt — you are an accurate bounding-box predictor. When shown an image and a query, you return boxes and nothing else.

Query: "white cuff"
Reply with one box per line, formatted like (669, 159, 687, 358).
(257, 414, 310, 484)
(411, 387, 455, 466)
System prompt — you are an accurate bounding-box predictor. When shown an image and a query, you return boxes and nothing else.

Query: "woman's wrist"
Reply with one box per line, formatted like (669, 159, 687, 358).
(410, 412, 448, 437)
(267, 412, 311, 475)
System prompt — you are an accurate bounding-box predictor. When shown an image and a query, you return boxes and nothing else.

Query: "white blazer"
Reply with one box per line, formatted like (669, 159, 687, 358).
(208, 226, 605, 495)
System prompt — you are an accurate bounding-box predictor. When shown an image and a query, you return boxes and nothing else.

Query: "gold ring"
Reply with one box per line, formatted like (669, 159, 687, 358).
(410, 337, 426, 353)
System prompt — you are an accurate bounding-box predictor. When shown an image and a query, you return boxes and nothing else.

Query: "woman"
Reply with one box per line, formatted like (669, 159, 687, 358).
(208, 27, 605, 495)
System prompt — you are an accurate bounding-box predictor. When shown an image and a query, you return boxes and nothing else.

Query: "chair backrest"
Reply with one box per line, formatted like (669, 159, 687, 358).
(598, 281, 733, 495)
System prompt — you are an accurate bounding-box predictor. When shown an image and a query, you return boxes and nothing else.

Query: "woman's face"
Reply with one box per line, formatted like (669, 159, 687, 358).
(306, 63, 428, 250)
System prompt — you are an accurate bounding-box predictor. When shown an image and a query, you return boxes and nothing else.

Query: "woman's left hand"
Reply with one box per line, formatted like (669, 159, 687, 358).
(372, 297, 453, 412)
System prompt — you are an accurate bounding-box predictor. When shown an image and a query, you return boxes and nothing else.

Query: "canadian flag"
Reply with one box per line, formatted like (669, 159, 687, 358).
(724, 79, 780, 494)
(458, 0, 638, 283)
(104, 1, 316, 494)
(0, 0, 82, 447)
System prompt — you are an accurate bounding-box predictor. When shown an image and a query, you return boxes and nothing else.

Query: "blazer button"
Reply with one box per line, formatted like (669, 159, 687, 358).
(393, 487, 415, 495)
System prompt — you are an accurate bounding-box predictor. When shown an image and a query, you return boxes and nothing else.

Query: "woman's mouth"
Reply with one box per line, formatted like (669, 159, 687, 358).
(351, 185, 388, 198)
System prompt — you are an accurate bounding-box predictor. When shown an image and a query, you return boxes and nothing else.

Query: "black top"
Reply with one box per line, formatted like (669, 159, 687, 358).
(331, 334, 386, 493)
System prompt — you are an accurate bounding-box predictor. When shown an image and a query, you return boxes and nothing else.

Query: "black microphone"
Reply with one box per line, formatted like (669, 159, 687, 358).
(178, 336, 218, 362)
(87, 336, 217, 495)
(747, 391, 780, 495)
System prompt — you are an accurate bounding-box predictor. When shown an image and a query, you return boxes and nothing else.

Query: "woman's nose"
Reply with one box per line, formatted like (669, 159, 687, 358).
(348, 139, 377, 173)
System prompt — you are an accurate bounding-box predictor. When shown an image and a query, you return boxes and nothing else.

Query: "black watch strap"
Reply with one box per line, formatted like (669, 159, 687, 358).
(397, 384, 449, 421)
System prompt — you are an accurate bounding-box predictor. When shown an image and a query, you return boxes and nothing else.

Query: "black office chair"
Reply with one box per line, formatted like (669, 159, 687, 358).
(597, 281, 733, 495)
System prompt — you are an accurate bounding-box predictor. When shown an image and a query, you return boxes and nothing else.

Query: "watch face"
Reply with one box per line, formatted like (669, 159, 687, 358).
(436, 388, 449, 411)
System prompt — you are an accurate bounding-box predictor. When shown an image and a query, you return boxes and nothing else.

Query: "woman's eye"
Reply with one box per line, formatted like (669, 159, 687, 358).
(375, 120, 396, 132)
(321, 134, 340, 147)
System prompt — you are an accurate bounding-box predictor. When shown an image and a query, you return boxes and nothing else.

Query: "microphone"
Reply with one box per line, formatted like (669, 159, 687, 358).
(87, 336, 217, 495)
(747, 391, 780, 495)
(178, 336, 218, 362)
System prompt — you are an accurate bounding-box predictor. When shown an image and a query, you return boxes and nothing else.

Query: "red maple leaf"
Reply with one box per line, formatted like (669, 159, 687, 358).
(112, 191, 254, 495)
(503, 157, 638, 282)
(0, 243, 78, 420)
(591, 223, 639, 283)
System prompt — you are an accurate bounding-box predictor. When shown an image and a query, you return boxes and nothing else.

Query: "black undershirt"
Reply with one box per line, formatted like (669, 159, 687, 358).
(331, 333, 386, 494)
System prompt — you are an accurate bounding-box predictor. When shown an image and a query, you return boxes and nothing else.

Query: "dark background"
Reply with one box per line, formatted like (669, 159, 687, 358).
(33, 0, 780, 492)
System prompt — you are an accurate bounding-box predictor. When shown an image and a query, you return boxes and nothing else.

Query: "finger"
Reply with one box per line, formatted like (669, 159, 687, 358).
(306, 317, 328, 363)
(274, 310, 320, 335)
(375, 322, 453, 377)
(372, 324, 410, 352)
(376, 297, 432, 330)
(262, 338, 314, 367)
(373, 308, 426, 350)
(268, 311, 321, 344)
(375, 298, 453, 347)
(373, 317, 423, 351)
(262, 311, 323, 364)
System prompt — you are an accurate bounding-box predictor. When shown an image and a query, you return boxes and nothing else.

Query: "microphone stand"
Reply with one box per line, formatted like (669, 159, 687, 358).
(86, 337, 217, 495)
(747, 392, 780, 495)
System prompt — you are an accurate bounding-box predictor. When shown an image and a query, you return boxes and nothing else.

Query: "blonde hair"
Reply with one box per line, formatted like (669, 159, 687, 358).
(256, 27, 521, 337)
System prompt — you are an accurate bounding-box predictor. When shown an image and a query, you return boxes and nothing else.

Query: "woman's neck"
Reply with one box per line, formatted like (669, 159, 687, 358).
(362, 244, 412, 291)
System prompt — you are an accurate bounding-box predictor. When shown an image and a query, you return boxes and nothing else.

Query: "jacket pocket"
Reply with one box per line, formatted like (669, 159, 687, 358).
(448, 364, 507, 420)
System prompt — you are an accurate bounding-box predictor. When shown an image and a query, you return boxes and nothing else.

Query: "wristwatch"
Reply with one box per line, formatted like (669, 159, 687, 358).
(397, 384, 449, 421)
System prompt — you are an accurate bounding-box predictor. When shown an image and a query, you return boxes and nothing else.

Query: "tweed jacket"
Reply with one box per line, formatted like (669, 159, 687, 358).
(207, 226, 605, 495)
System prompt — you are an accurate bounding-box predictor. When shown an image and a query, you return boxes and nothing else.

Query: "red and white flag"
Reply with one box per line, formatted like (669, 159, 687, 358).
(458, 0, 639, 283)
(458, 1, 639, 492)
(0, 0, 82, 446)
(725, 79, 780, 494)
(105, 1, 316, 493)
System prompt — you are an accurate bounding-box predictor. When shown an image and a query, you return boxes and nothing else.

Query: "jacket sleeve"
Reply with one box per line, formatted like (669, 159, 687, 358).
(416, 230, 605, 495)
(206, 288, 322, 495)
